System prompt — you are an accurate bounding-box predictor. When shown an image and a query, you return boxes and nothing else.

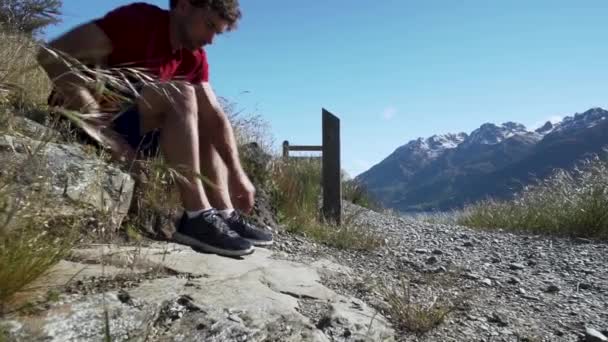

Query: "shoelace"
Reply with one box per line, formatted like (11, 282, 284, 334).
(205, 212, 241, 238)
(229, 212, 255, 232)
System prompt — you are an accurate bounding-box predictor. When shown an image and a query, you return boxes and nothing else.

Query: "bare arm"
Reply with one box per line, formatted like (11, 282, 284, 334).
(195, 82, 256, 212)
(37, 22, 113, 111)
(194, 82, 245, 176)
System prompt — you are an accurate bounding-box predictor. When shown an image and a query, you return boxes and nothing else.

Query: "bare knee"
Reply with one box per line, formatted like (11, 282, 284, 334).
(138, 82, 198, 128)
(164, 82, 198, 121)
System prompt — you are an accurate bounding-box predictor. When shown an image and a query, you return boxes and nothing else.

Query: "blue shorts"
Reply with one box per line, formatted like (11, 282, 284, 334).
(48, 88, 161, 159)
(112, 106, 161, 158)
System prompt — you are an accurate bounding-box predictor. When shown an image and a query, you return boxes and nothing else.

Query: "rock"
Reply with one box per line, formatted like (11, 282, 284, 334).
(491, 257, 501, 264)
(6, 244, 394, 341)
(585, 327, 608, 342)
(316, 299, 393, 341)
(239, 142, 279, 231)
(432, 249, 444, 255)
(415, 248, 429, 254)
(509, 263, 525, 271)
(430, 266, 447, 274)
(463, 241, 474, 247)
(487, 312, 509, 327)
(579, 283, 593, 290)
(544, 284, 560, 293)
(426, 256, 439, 265)
(464, 273, 481, 280)
(0, 135, 134, 227)
(507, 277, 521, 285)
(9, 116, 60, 139)
(481, 278, 493, 287)
(521, 294, 540, 301)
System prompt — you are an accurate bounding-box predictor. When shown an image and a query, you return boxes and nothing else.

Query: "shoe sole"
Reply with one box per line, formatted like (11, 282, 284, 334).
(173, 232, 255, 257)
(246, 239, 274, 247)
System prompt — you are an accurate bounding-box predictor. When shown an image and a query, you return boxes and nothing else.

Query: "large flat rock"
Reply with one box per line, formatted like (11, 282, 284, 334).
(3, 244, 394, 341)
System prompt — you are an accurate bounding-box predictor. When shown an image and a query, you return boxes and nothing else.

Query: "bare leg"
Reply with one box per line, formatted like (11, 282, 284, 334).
(199, 136, 233, 210)
(136, 82, 211, 211)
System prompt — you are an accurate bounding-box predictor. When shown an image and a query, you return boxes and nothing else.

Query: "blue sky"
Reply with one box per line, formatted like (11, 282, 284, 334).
(44, 1, 608, 177)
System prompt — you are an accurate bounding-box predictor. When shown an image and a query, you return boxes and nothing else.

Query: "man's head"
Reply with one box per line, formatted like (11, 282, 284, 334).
(169, 0, 241, 50)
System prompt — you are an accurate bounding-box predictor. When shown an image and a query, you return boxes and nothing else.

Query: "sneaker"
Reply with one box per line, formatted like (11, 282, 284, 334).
(223, 211, 274, 247)
(173, 209, 254, 257)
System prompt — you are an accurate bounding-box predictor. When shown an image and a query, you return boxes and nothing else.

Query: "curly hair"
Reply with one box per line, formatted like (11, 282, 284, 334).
(169, 0, 241, 30)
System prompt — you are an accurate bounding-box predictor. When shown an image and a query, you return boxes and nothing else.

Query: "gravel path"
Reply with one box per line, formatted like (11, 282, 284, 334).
(271, 202, 608, 342)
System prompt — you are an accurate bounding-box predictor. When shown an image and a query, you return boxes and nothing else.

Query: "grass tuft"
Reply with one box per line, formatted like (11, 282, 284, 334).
(0, 154, 79, 311)
(269, 158, 384, 251)
(376, 275, 457, 335)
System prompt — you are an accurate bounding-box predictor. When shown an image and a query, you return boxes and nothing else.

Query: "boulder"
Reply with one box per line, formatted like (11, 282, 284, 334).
(0, 134, 134, 227)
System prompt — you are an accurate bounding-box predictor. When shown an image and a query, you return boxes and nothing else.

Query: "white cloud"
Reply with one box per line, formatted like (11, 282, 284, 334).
(382, 106, 397, 121)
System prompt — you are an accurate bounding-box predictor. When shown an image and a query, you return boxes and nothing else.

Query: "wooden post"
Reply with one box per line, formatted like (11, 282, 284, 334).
(282, 140, 289, 160)
(322, 108, 342, 225)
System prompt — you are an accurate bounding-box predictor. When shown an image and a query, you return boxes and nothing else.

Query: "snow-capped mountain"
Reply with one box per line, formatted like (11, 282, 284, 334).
(552, 107, 608, 133)
(356, 107, 608, 212)
(461, 122, 530, 148)
(401, 133, 468, 159)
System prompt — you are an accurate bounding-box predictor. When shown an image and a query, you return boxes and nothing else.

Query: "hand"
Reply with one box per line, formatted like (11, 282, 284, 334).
(229, 171, 256, 214)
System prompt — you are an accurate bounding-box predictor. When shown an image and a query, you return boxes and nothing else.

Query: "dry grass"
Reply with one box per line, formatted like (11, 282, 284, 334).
(269, 157, 384, 251)
(0, 149, 79, 311)
(376, 275, 459, 335)
(458, 153, 608, 239)
(0, 31, 52, 106)
(342, 179, 382, 212)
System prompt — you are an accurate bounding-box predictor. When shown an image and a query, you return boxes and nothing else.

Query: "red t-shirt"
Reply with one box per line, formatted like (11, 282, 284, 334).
(94, 2, 209, 84)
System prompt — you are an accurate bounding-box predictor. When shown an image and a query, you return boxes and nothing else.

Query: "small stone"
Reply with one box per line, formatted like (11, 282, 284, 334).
(432, 266, 447, 273)
(117, 290, 132, 305)
(228, 314, 244, 324)
(487, 312, 509, 327)
(464, 273, 480, 280)
(491, 257, 501, 264)
(463, 241, 474, 247)
(585, 327, 608, 342)
(544, 284, 560, 293)
(415, 248, 429, 254)
(521, 294, 540, 301)
(507, 277, 521, 285)
(481, 278, 493, 287)
(426, 256, 438, 265)
(579, 283, 592, 290)
(509, 263, 525, 271)
(517, 288, 526, 295)
(432, 249, 443, 255)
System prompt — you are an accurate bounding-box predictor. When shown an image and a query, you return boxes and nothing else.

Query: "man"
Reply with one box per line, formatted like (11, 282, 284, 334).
(36, 0, 273, 257)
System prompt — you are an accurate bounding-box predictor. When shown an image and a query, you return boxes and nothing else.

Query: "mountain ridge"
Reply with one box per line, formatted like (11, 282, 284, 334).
(356, 107, 608, 212)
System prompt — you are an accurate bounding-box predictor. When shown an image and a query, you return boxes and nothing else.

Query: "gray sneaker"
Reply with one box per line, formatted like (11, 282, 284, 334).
(173, 209, 254, 257)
